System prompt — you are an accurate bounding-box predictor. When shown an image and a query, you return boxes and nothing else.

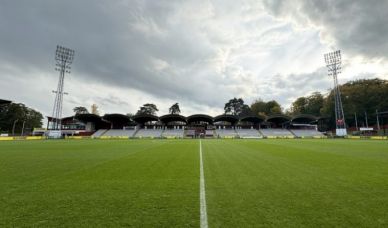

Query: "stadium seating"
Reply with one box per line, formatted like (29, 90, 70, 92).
(205, 130, 214, 137)
(290, 129, 324, 137)
(91, 129, 108, 137)
(162, 129, 184, 138)
(185, 130, 195, 137)
(259, 128, 294, 138)
(103, 129, 136, 137)
(134, 129, 163, 138)
(236, 129, 262, 138)
(215, 129, 238, 138)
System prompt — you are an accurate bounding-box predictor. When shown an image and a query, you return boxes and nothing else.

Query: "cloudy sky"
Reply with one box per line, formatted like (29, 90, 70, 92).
(1, 0, 387, 117)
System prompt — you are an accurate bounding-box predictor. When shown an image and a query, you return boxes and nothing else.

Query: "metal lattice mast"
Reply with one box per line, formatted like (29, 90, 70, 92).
(51, 45, 75, 131)
(324, 50, 347, 136)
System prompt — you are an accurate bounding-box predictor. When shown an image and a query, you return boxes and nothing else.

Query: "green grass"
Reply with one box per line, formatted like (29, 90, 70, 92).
(0, 140, 199, 227)
(1, 139, 388, 227)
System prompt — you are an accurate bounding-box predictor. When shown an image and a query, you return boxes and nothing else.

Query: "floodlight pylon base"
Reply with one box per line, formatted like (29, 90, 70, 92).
(336, 128, 347, 136)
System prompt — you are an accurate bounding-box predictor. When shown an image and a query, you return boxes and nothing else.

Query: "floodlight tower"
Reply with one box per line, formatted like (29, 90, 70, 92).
(324, 50, 347, 136)
(50, 45, 75, 133)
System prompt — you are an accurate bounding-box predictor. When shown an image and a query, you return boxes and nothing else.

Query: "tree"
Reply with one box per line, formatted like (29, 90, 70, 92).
(169, 103, 181, 114)
(250, 99, 267, 116)
(266, 100, 282, 115)
(0, 103, 43, 134)
(251, 99, 283, 116)
(286, 78, 388, 130)
(126, 113, 134, 119)
(136, 103, 159, 115)
(126, 113, 136, 125)
(290, 92, 324, 116)
(73, 106, 89, 115)
(321, 78, 388, 128)
(290, 97, 308, 114)
(240, 104, 253, 117)
(224, 98, 250, 116)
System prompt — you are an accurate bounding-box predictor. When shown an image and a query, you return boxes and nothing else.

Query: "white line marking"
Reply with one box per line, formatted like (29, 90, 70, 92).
(200, 139, 208, 228)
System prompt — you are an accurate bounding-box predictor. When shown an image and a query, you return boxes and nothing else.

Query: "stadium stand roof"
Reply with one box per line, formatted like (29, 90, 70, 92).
(187, 114, 213, 124)
(159, 114, 187, 124)
(316, 116, 330, 121)
(103, 113, 130, 122)
(291, 114, 318, 124)
(0, 99, 11, 105)
(214, 114, 239, 125)
(132, 114, 159, 124)
(239, 115, 265, 124)
(75, 113, 103, 123)
(266, 114, 291, 124)
(103, 114, 132, 129)
(74, 114, 111, 129)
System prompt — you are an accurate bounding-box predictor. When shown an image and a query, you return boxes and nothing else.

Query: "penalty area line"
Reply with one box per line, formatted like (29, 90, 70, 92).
(200, 139, 208, 228)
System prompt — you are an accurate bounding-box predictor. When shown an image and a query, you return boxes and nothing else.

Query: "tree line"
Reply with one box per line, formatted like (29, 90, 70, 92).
(0, 103, 43, 135)
(223, 78, 388, 129)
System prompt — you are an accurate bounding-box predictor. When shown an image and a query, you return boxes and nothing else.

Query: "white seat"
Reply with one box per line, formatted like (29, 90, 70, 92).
(134, 129, 163, 138)
(260, 129, 294, 137)
(91, 129, 107, 137)
(162, 129, 184, 138)
(236, 129, 261, 138)
(186, 130, 195, 137)
(103, 129, 136, 137)
(215, 129, 238, 138)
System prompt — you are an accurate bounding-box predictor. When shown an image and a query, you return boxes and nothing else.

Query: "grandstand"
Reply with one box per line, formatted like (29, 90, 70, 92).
(159, 114, 186, 138)
(289, 114, 323, 138)
(214, 115, 238, 138)
(131, 114, 163, 138)
(44, 112, 328, 138)
(258, 114, 294, 138)
(45, 116, 90, 136)
(186, 114, 214, 138)
(235, 116, 264, 138)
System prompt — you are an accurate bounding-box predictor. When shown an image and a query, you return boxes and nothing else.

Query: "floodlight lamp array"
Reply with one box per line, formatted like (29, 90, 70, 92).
(55, 45, 75, 64)
(324, 50, 341, 65)
(324, 50, 342, 75)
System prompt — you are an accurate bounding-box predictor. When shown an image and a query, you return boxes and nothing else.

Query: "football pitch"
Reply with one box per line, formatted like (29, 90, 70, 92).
(1, 139, 388, 227)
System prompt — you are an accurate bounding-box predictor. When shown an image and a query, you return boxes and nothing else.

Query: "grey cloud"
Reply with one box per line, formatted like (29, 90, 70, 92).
(263, 0, 388, 59)
(1, 0, 385, 116)
(256, 67, 332, 107)
(0, 0, 230, 108)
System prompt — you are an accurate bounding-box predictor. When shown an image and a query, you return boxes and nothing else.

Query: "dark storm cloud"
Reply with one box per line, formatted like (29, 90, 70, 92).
(0, 0, 226, 107)
(263, 0, 388, 59)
